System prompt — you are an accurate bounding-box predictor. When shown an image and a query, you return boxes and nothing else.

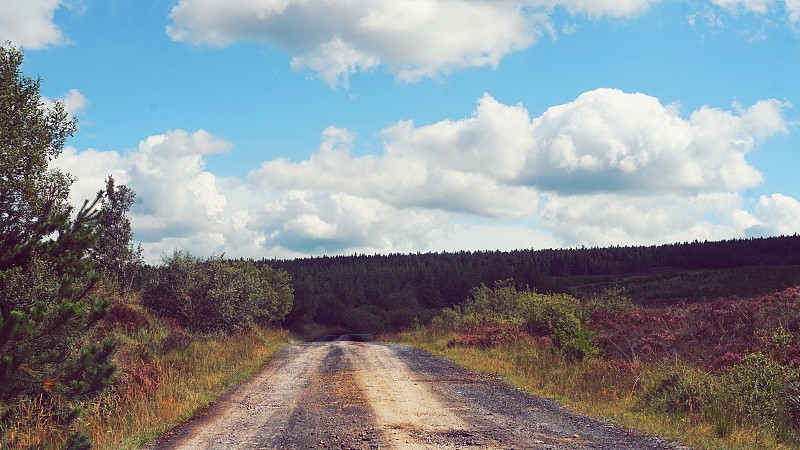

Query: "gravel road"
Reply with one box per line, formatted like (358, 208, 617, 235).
(149, 341, 685, 449)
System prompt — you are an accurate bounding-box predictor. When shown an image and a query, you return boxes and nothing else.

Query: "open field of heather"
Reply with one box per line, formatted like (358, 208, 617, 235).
(396, 284, 800, 449)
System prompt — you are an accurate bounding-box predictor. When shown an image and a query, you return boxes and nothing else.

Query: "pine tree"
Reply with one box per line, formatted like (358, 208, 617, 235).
(1, 43, 115, 442)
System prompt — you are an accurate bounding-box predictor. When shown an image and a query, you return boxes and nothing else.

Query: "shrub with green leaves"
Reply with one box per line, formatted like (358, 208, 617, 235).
(520, 292, 579, 335)
(586, 286, 638, 318)
(728, 352, 800, 431)
(430, 306, 462, 332)
(519, 291, 597, 359)
(435, 280, 598, 359)
(141, 251, 294, 334)
(638, 353, 800, 441)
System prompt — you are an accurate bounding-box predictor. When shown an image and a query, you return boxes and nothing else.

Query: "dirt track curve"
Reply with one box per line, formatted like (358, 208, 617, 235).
(149, 341, 684, 449)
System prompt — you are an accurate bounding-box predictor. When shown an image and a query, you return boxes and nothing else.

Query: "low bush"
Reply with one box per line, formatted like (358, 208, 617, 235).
(728, 352, 800, 437)
(434, 280, 598, 359)
(586, 285, 638, 319)
(552, 308, 598, 360)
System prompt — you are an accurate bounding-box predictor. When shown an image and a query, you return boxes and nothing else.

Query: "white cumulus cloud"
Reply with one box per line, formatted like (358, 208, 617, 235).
(42, 89, 89, 116)
(709, 0, 800, 23)
(288, 37, 380, 89)
(53, 130, 254, 262)
(249, 95, 540, 218)
(251, 191, 448, 254)
(525, 89, 788, 194)
(541, 192, 760, 247)
(748, 193, 800, 237)
(51, 89, 797, 260)
(166, 0, 664, 88)
(53, 128, 451, 260)
(250, 89, 792, 250)
(0, 0, 66, 49)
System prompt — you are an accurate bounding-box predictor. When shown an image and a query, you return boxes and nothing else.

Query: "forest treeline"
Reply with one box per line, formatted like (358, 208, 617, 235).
(268, 235, 800, 333)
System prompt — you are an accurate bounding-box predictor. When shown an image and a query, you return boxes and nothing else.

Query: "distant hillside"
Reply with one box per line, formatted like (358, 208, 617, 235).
(266, 235, 800, 332)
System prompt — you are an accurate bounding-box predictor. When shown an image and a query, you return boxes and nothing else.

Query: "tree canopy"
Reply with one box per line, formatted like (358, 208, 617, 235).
(0, 44, 117, 445)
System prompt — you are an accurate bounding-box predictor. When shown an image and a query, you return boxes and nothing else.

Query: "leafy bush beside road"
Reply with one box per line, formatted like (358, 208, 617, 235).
(435, 280, 598, 359)
(141, 251, 293, 334)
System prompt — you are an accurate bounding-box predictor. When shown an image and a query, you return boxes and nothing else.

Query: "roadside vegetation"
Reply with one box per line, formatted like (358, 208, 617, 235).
(397, 283, 800, 449)
(1, 43, 293, 449)
(272, 240, 800, 335)
(4, 297, 289, 449)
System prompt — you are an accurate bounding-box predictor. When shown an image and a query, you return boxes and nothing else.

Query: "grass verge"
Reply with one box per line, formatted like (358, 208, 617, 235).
(2, 301, 290, 449)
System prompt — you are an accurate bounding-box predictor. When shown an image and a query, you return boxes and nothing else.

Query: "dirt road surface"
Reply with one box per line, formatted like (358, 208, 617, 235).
(149, 341, 683, 449)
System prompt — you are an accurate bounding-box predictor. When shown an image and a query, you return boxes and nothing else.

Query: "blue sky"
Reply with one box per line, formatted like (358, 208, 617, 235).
(3, 0, 799, 261)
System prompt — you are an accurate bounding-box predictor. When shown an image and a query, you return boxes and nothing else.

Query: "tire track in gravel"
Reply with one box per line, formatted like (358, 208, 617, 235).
(349, 343, 497, 448)
(149, 341, 686, 450)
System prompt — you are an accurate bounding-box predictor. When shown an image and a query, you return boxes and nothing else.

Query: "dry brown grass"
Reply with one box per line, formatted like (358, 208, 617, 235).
(85, 327, 289, 449)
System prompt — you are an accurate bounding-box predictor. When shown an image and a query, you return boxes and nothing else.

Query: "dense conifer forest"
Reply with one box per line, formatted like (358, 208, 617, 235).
(267, 235, 800, 332)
